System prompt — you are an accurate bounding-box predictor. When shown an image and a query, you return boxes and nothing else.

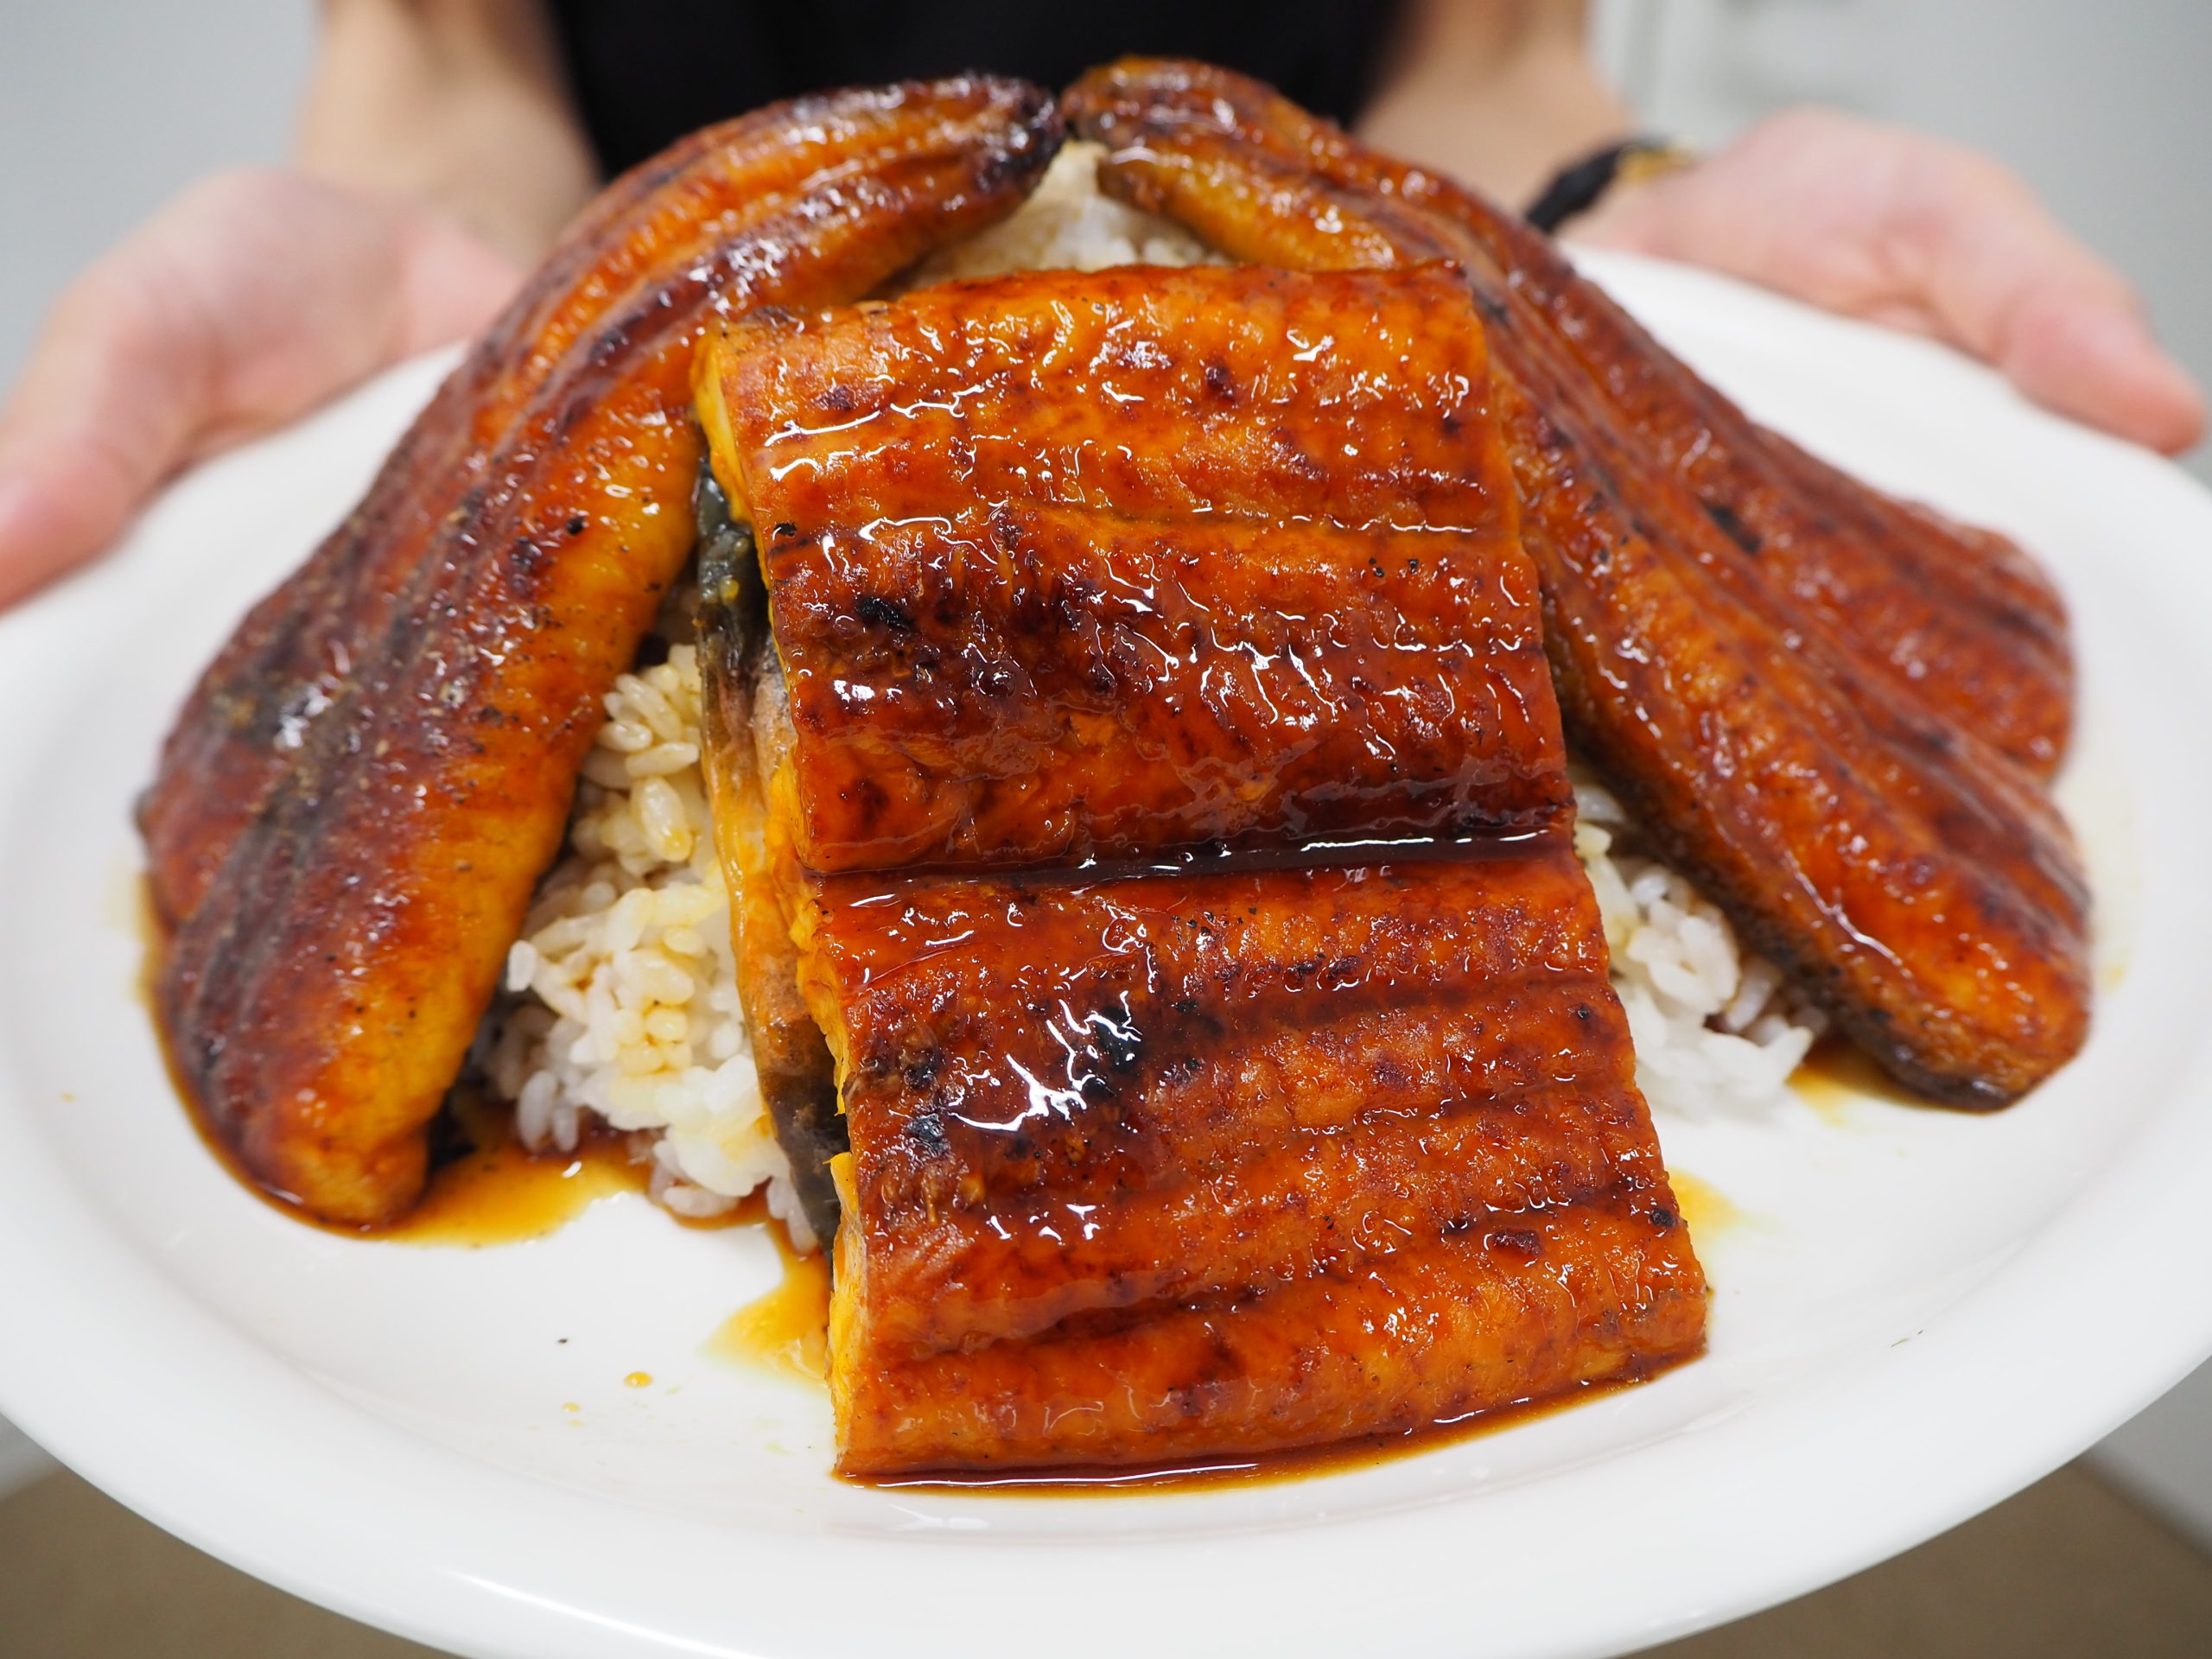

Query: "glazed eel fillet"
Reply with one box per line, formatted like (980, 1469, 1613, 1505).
(696, 264, 1706, 1474)
(139, 77, 1063, 1224)
(1065, 60, 2089, 1106)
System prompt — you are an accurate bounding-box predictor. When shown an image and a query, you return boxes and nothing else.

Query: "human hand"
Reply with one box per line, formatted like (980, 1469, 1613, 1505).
(1570, 107, 2206, 455)
(0, 169, 519, 610)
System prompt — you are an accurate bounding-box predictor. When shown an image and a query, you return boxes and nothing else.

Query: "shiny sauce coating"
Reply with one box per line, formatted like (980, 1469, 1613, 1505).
(697, 266, 1706, 1478)
(142, 76, 1065, 1225)
(698, 264, 1568, 874)
(798, 840, 1705, 1474)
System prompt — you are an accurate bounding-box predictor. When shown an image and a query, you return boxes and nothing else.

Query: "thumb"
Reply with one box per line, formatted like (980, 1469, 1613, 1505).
(0, 260, 189, 610)
(1988, 280, 2206, 456)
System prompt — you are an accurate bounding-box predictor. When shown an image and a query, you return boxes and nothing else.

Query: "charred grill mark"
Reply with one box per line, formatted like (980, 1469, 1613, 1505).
(905, 1109, 950, 1157)
(1704, 499, 1761, 556)
(854, 594, 918, 632)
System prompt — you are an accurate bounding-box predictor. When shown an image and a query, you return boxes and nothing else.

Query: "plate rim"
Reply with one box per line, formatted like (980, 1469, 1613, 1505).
(3, 251, 2211, 1659)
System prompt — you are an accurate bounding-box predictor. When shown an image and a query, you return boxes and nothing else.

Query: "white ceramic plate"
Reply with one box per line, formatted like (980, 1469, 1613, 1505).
(2, 251, 2209, 1659)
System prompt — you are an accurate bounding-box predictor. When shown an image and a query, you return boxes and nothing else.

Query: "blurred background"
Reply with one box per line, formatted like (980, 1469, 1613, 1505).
(4, 0, 2211, 1652)
(27, 0, 2206, 478)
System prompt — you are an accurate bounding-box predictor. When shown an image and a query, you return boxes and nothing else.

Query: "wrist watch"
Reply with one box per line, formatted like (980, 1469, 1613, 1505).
(1525, 137, 1698, 233)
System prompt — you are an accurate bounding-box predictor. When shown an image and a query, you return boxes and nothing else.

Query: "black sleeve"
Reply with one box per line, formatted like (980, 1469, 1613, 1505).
(547, 0, 1404, 177)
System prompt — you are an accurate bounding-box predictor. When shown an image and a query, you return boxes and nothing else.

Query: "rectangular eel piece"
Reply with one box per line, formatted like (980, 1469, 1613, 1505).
(698, 264, 1569, 874)
(697, 264, 1706, 1475)
(798, 848, 1706, 1472)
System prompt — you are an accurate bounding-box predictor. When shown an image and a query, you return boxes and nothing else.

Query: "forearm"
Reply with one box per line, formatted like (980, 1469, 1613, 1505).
(1357, 0, 1627, 208)
(299, 0, 599, 264)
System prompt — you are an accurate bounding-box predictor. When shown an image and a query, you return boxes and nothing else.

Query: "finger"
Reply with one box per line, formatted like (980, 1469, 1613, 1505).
(391, 211, 527, 359)
(1916, 177, 2209, 453)
(0, 247, 213, 608)
(1576, 112, 2207, 455)
(0, 443, 144, 612)
(1994, 285, 2205, 454)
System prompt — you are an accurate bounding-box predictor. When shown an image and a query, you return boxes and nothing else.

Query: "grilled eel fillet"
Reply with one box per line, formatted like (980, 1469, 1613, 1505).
(803, 846, 1705, 1474)
(696, 265, 1704, 1474)
(139, 77, 1064, 1225)
(696, 259, 1565, 1243)
(1065, 60, 2090, 1106)
(696, 264, 1569, 873)
(1066, 63, 2071, 779)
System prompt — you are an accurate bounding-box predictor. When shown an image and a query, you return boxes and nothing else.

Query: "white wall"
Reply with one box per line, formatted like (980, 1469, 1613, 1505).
(0, 1, 312, 393)
(3, 0, 2209, 1522)
(1593, 0, 2212, 485)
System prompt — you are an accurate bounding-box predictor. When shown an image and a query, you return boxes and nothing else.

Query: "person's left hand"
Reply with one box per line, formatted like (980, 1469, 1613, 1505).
(0, 170, 520, 612)
(1570, 107, 2206, 455)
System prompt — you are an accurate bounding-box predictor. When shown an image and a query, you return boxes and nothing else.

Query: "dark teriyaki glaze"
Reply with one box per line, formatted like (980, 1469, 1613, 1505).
(696, 264, 1706, 1478)
(866, 1351, 1697, 1494)
(799, 838, 1705, 1476)
(699, 264, 1572, 875)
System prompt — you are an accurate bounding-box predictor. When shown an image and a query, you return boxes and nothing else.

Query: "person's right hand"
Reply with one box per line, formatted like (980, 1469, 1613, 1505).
(1570, 109, 2207, 456)
(0, 168, 519, 611)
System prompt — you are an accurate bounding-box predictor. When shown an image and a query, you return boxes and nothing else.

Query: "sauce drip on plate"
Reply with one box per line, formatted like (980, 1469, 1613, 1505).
(1667, 1172, 1744, 1241)
(1792, 1034, 1925, 1120)
(386, 1089, 650, 1246)
(707, 1227, 832, 1382)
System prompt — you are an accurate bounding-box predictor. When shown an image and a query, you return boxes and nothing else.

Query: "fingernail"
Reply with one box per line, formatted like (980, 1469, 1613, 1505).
(2096, 310, 2207, 454)
(2015, 300, 2207, 454)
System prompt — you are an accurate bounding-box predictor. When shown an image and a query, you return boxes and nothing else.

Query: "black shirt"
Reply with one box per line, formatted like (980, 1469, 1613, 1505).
(548, 0, 1405, 177)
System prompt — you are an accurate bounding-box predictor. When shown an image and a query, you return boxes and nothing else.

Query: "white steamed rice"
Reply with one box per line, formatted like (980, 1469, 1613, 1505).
(479, 143, 1821, 1241)
(903, 140, 1221, 284)
(1573, 773, 1827, 1117)
(479, 645, 813, 1243)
